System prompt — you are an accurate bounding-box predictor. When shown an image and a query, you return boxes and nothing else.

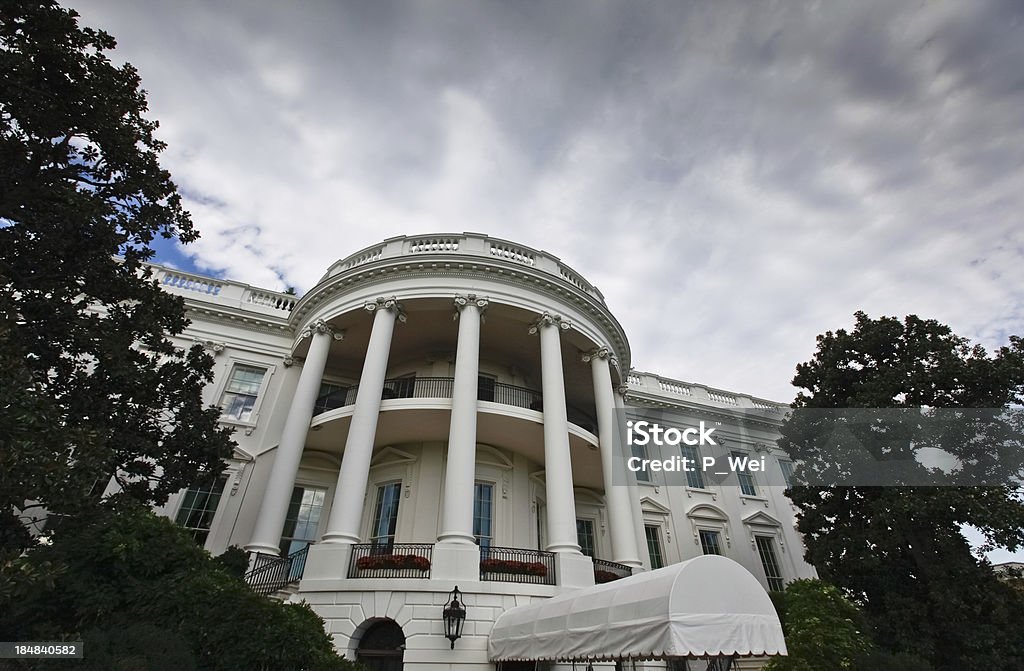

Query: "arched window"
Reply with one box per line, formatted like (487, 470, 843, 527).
(357, 620, 405, 671)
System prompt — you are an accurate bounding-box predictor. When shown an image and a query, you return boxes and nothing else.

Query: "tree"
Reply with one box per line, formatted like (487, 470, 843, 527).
(779, 312, 1024, 670)
(764, 579, 873, 671)
(0, 1, 234, 556)
(0, 505, 359, 671)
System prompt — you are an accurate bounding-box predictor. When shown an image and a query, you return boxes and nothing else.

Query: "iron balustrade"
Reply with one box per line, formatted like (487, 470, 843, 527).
(348, 543, 434, 578)
(593, 557, 632, 584)
(245, 544, 309, 596)
(479, 546, 556, 585)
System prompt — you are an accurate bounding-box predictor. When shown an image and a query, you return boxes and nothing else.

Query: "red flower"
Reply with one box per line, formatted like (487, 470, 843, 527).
(356, 554, 430, 571)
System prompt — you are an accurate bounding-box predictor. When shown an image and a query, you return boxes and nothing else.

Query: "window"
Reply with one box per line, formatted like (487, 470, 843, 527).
(280, 485, 327, 556)
(576, 519, 596, 557)
(477, 374, 496, 402)
(371, 482, 402, 546)
(779, 460, 794, 488)
(633, 443, 651, 482)
(473, 482, 494, 550)
(755, 536, 784, 591)
(315, 382, 351, 414)
(220, 364, 266, 421)
(645, 525, 664, 569)
(382, 375, 415, 399)
(175, 475, 228, 545)
(698, 529, 722, 555)
(680, 444, 705, 489)
(732, 451, 758, 496)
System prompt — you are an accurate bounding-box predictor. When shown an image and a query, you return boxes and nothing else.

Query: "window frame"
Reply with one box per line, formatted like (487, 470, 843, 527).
(754, 535, 785, 592)
(473, 480, 495, 550)
(731, 450, 759, 497)
(217, 359, 274, 427)
(698, 529, 722, 556)
(370, 481, 403, 547)
(576, 518, 597, 558)
(279, 484, 329, 557)
(680, 444, 705, 489)
(644, 524, 665, 569)
(175, 474, 229, 547)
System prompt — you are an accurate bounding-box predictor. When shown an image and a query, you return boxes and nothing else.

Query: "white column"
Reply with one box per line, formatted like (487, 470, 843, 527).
(617, 387, 649, 571)
(246, 320, 339, 555)
(585, 347, 642, 568)
(438, 295, 487, 545)
(320, 298, 403, 544)
(531, 313, 581, 554)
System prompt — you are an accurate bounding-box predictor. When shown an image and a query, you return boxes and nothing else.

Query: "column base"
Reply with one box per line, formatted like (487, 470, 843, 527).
(430, 542, 483, 581)
(555, 552, 596, 589)
(302, 542, 354, 581)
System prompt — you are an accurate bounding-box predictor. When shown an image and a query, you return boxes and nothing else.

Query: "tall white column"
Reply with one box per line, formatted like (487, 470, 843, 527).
(246, 320, 340, 555)
(438, 295, 487, 545)
(617, 387, 649, 571)
(321, 297, 403, 544)
(585, 347, 642, 568)
(531, 313, 581, 555)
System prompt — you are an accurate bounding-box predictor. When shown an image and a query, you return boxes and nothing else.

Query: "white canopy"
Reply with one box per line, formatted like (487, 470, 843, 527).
(488, 555, 786, 661)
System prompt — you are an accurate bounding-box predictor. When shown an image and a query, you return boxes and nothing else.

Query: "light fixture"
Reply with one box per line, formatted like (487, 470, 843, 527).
(442, 586, 467, 649)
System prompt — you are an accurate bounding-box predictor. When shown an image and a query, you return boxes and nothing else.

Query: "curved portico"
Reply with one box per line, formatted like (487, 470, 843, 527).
(244, 234, 641, 588)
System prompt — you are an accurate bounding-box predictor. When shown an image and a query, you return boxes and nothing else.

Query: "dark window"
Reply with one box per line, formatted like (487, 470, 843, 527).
(681, 444, 705, 489)
(175, 475, 228, 544)
(474, 482, 494, 549)
(279, 485, 327, 556)
(732, 451, 758, 496)
(477, 375, 496, 402)
(633, 443, 651, 482)
(699, 529, 722, 555)
(645, 525, 664, 569)
(577, 519, 596, 557)
(315, 382, 351, 414)
(755, 536, 784, 591)
(371, 482, 402, 546)
(779, 461, 794, 488)
(382, 376, 415, 399)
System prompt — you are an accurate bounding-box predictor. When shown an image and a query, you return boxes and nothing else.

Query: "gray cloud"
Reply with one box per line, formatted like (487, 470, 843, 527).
(66, 0, 1024, 407)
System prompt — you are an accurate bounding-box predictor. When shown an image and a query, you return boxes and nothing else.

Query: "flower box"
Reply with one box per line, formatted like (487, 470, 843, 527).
(479, 558, 548, 577)
(356, 554, 431, 571)
(594, 569, 624, 584)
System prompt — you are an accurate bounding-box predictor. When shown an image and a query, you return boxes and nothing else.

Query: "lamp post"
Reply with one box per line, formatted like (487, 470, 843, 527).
(443, 586, 467, 649)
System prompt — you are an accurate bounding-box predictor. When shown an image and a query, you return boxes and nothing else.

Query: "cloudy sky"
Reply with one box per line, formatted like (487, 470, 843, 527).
(66, 0, 1024, 409)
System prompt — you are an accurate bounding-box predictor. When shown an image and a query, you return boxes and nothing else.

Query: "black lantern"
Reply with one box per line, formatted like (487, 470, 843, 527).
(442, 586, 467, 649)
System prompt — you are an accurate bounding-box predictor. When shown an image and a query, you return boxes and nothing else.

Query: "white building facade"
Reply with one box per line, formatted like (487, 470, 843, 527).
(155, 233, 814, 671)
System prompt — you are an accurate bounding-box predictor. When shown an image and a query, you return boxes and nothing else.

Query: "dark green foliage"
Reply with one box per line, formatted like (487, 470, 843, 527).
(0, 506, 358, 671)
(764, 579, 872, 671)
(780, 312, 1024, 670)
(0, 0, 235, 558)
(216, 545, 252, 579)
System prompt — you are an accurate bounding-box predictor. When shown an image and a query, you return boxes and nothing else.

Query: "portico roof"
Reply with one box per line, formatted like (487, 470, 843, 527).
(487, 555, 786, 662)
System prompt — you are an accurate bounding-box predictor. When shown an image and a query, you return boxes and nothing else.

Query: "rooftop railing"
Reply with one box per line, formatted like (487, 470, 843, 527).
(149, 265, 296, 316)
(325, 233, 604, 301)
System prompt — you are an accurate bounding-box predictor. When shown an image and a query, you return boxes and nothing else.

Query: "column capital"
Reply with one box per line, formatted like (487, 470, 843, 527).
(453, 294, 489, 312)
(528, 311, 571, 335)
(364, 296, 407, 322)
(581, 346, 611, 363)
(300, 318, 345, 341)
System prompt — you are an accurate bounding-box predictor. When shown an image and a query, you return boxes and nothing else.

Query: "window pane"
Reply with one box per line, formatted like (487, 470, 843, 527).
(645, 525, 664, 569)
(633, 444, 651, 482)
(576, 519, 596, 557)
(698, 529, 721, 555)
(755, 536, 784, 591)
(732, 451, 758, 496)
(474, 482, 494, 548)
(221, 365, 265, 421)
(779, 461, 794, 488)
(680, 445, 704, 489)
(371, 482, 402, 545)
(280, 485, 328, 556)
(175, 476, 227, 545)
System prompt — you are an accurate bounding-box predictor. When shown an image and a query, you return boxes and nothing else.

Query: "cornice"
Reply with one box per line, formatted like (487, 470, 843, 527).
(184, 303, 293, 338)
(622, 389, 785, 431)
(290, 255, 632, 373)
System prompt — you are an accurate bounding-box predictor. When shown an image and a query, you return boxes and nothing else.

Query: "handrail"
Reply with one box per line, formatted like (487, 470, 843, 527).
(480, 546, 556, 585)
(347, 543, 434, 579)
(244, 544, 309, 596)
(593, 557, 632, 583)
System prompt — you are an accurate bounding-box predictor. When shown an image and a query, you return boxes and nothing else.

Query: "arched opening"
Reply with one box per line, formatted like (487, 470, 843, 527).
(357, 619, 405, 671)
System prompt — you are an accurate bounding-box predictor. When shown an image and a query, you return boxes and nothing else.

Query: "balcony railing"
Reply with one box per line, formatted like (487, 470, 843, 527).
(245, 544, 309, 596)
(593, 558, 632, 584)
(347, 543, 434, 579)
(480, 546, 556, 585)
(314, 376, 598, 430)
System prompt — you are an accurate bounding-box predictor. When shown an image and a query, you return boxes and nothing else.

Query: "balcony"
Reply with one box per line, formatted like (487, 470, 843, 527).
(314, 376, 595, 431)
(347, 543, 434, 579)
(479, 546, 556, 586)
(593, 558, 632, 584)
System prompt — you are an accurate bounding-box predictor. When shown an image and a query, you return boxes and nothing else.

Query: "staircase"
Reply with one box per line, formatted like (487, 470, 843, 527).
(244, 545, 309, 597)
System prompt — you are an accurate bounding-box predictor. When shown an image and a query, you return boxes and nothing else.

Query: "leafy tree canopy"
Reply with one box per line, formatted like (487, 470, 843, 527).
(0, 0, 234, 556)
(0, 505, 358, 671)
(780, 312, 1024, 670)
